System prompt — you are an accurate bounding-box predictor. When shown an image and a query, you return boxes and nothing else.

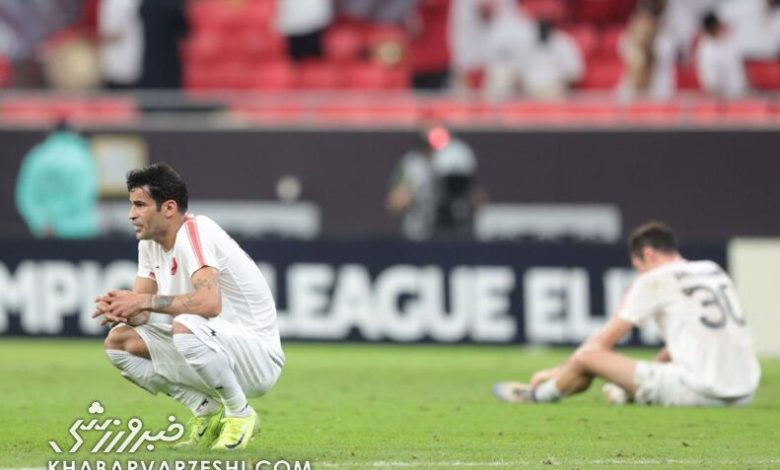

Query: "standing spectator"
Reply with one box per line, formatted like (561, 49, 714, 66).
(276, 0, 333, 62)
(98, 0, 143, 89)
(139, 0, 189, 89)
(16, 121, 99, 239)
(719, 0, 780, 60)
(617, 7, 677, 102)
(696, 11, 747, 99)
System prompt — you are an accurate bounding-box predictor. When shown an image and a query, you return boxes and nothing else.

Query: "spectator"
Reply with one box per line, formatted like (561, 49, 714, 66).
(139, 0, 188, 89)
(719, 0, 780, 60)
(617, 7, 676, 102)
(98, 0, 143, 89)
(15, 121, 99, 239)
(387, 123, 478, 240)
(485, 19, 584, 101)
(449, 0, 531, 92)
(663, 0, 723, 60)
(696, 11, 747, 99)
(276, 0, 333, 62)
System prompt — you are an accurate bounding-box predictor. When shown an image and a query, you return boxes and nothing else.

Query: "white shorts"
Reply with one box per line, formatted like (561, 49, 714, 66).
(633, 361, 753, 407)
(134, 314, 284, 398)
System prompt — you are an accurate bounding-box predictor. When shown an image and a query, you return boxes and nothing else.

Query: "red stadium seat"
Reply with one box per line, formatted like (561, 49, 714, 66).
(676, 64, 700, 91)
(249, 61, 295, 90)
(578, 58, 622, 89)
(564, 24, 598, 59)
(522, 0, 567, 22)
(745, 61, 780, 90)
(345, 63, 393, 90)
(0, 54, 11, 87)
(598, 26, 624, 59)
(298, 62, 345, 89)
(324, 26, 365, 62)
(572, 0, 618, 25)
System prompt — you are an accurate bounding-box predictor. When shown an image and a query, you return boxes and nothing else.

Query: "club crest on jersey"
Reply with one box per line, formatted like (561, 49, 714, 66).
(171, 257, 178, 275)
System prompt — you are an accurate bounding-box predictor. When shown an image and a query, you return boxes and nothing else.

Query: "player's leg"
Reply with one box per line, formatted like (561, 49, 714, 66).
(533, 347, 638, 403)
(495, 347, 638, 404)
(104, 324, 224, 449)
(171, 315, 260, 450)
(104, 325, 221, 414)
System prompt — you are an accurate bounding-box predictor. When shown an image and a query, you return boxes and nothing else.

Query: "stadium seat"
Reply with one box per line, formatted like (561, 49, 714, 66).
(676, 64, 700, 91)
(564, 24, 598, 59)
(185, 33, 223, 64)
(248, 61, 295, 90)
(572, 0, 618, 25)
(324, 26, 365, 62)
(298, 62, 345, 89)
(522, 0, 568, 22)
(578, 58, 622, 89)
(345, 63, 393, 90)
(745, 61, 780, 90)
(0, 54, 11, 87)
(598, 26, 624, 59)
(189, 0, 239, 32)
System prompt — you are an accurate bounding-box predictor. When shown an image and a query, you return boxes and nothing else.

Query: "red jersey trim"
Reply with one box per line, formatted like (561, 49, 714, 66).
(184, 216, 207, 269)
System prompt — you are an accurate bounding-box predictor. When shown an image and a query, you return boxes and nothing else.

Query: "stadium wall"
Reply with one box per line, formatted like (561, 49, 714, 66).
(0, 238, 726, 345)
(0, 128, 779, 239)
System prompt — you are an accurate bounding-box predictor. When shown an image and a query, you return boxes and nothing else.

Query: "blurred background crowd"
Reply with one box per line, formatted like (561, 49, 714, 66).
(1, 0, 779, 101)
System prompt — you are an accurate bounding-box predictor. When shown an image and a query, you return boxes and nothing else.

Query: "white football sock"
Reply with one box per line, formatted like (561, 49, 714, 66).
(173, 334, 250, 417)
(532, 379, 563, 403)
(106, 349, 218, 416)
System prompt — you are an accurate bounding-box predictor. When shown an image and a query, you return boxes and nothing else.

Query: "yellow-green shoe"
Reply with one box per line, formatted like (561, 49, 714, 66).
(174, 408, 224, 449)
(210, 408, 260, 451)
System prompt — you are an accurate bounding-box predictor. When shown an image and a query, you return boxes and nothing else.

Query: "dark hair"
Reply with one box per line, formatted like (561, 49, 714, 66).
(126, 163, 188, 212)
(702, 11, 720, 34)
(627, 221, 678, 258)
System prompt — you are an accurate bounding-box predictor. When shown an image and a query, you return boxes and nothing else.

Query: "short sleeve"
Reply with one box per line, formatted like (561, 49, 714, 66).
(617, 273, 660, 326)
(181, 217, 220, 277)
(137, 242, 157, 280)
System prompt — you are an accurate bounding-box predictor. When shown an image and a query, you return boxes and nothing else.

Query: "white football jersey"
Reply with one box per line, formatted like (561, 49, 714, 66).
(137, 214, 281, 350)
(619, 259, 761, 398)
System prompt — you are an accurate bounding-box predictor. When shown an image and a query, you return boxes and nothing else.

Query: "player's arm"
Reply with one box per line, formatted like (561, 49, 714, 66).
(93, 276, 157, 326)
(577, 315, 635, 353)
(104, 267, 222, 319)
(146, 267, 222, 317)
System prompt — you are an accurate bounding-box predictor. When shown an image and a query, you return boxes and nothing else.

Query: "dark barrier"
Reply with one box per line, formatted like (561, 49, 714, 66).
(2, 128, 780, 239)
(0, 239, 726, 344)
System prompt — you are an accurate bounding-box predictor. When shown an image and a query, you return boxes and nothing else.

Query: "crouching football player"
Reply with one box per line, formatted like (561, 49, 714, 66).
(494, 221, 760, 407)
(94, 164, 284, 450)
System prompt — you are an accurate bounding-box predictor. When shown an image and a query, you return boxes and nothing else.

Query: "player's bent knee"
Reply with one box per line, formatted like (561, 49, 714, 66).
(104, 325, 134, 351)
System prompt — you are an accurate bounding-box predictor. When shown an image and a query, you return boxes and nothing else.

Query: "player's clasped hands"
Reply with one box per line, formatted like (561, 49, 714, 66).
(92, 290, 148, 326)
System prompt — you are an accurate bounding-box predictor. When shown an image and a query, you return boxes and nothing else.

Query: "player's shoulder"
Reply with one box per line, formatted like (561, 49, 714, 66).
(651, 259, 725, 282)
(175, 213, 227, 245)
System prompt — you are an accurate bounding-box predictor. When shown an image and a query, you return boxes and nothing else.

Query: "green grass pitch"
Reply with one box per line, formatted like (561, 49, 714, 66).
(1, 339, 779, 469)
